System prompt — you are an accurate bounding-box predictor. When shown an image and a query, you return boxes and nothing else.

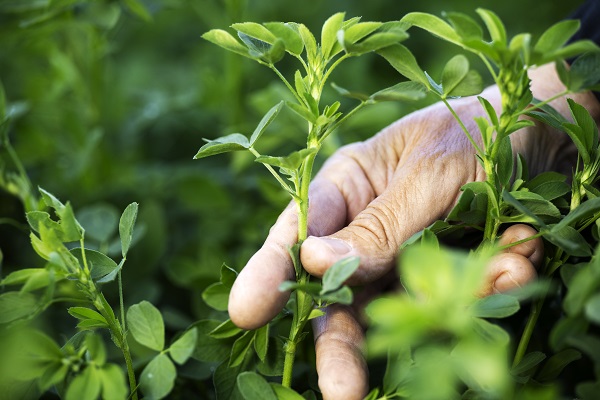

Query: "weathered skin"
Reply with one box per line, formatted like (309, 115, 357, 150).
(228, 63, 600, 399)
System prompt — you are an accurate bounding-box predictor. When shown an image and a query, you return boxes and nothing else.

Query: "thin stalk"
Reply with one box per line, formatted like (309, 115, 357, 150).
(320, 53, 350, 94)
(478, 53, 498, 82)
(270, 65, 303, 104)
(442, 98, 483, 155)
(512, 295, 546, 368)
(281, 150, 319, 387)
(320, 101, 367, 144)
(79, 238, 90, 275)
(496, 232, 543, 251)
(248, 147, 297, 198)
(516, 90, 570, 116)
(118, 269, 126, 330)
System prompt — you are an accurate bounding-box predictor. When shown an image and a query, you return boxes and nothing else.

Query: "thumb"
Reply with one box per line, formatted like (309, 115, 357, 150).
(301, 158, 468, 283)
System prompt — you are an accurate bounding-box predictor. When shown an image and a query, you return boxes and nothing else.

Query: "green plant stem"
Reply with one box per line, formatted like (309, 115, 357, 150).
(320, 53, 350, 93)
(248, 147, 297, 198)
(515, 90, 570, 116)
(281, 150, 319, 387)
(442, 98, 483, 155)
(270, 65, 303, 104)
(496, 232, 543, 251)
(512, 295, 546, 368)
(118, 269, 126, 330)
(321, 101, 366, 144)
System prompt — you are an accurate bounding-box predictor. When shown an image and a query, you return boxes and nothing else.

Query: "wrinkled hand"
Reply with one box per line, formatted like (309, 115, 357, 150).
(228, 64, 600, 399)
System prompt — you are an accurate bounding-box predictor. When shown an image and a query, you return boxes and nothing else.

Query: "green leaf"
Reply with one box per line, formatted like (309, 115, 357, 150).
(68, 307, 107, 323)
(99, 364, 128, 400)
(585, 293, 600, 325)
(229, 330, 254, 368)
(71, 248, 118, 281)
(501, 190, 546, 227)
(210, 318, 243, 339)
(470, 294, 520, 318)
(536, 349, 581, 382)
(495, 136, 513, 187)
(65, 366, 101, 400)
(220, 263, 238, 288)
(264, 22, 304, 56)
(476, 8, 506, 45)
(237, 371, 277, 400)
(77, 319, 109, 330)
(255, 148, 317, 171)
(254, 324, 269, 362)
(192, 320, 234, 363)
(568, 98, 599, 151)
(122, 0, 152, 22)
(545, 225, 591, 257)
(0, 80, 5, 122)
(321, 12, 345, 60)
(331, 83, 370, 101)
(443, 11, 483, 41)
(202, 282, 230, 311)
(0, 268, 50, 292)
(376, 44, 429, 86)
(319, 286, 353, 305)
(85, 333, 106, 366)
(369, 81, 428, 102)
(478, 96, 498, 127)
(550, 316, 588, 350)
(568, 52, 600, 92)
(39, 188, 83, 242)
(249, 101, 283, 146)
(525, 172, 570, 201)
(127, 301, 165, 351)
(534, 20, 580, 56)
(0, 291, 38, 324)
(77, 203, 119, 243)
(202, 29, 253, 59)
(441, 55, 468, 95)
(139, 353, 176, 400)
(471, 317, 510, 346)
(321, 256, 360, 293)
(270, 383, 305, 400)
(554, 197, 600, 230)
(511, 351, 546, 375)
(285, 101, 317, 124)
(401, 12, 462, 46)
(214, 359, 246, 400)
(566, 334, 600, 365)
(297, 23, 317, 59)
(194, 133, 250, 159)
(563, 257, 600, 316)
(341, 21, 382, 45)
(344, 31, 409, 55)
(119, 202, 138, 258)
(169, 328, 198, 365)
(232, 22, 277, 46)
(279, 281, 322, 297)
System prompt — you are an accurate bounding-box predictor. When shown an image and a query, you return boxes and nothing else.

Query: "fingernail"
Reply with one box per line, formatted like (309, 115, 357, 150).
(317, 237, 352, 256)
(494, 272, 522, 293)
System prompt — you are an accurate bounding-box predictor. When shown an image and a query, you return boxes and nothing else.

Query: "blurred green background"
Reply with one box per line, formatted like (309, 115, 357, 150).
(0, 0, 587, 394)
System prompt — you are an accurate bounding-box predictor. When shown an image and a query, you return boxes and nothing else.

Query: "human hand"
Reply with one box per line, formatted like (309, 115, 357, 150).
(228, 63, 600, 399)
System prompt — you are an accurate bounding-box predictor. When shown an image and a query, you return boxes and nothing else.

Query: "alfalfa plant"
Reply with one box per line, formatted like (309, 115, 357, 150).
(196, 12, 430, 397)
(0, 85, 198, 399)
(199, 6, 600, 400)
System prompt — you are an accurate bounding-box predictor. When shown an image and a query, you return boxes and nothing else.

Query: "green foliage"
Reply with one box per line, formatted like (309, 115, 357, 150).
(2, 1, 600, 399)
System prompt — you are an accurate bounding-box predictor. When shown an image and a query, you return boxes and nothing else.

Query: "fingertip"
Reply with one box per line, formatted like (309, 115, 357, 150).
(313, 305, 369, 400)
(301, 236, 353, 277)
(228, 249, 295, 330)
(481, 253, 537, 297)
(499, 224, 544, 267)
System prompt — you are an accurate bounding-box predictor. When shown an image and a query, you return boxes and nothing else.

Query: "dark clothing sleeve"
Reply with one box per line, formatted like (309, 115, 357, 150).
(568, 0, 600, 45)
(568, 0, 600, 100)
